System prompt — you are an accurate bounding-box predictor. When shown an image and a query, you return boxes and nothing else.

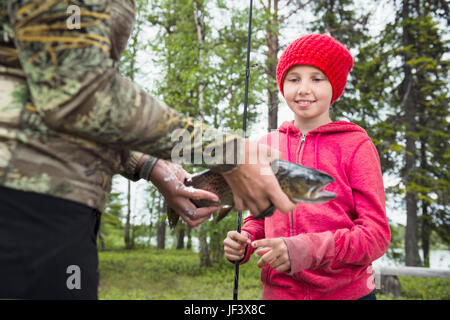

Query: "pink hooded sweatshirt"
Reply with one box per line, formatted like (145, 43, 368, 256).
(241, 120, 390, 300)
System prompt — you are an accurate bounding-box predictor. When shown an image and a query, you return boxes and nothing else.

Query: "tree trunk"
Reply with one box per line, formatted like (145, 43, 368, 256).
(419, 135, 431, 268)
(148, 190, 156, 247)
(421, 203, 431, 267)
(199, 224, 211, 267)
(402, 0, 422, 267)
(124, 180, 132, 249)
(156, 220, 166, 250)
(157, 197, 166, 250)
(176, 226, 185, 250)
(210, 229, 224, 264)
(187, 225, 192, 250)
(266, 0, 279, 131)
(193, 0, 206, 116)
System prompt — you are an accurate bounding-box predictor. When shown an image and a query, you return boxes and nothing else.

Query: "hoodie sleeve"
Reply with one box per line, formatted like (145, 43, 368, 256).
(283, 139, 391, 274)
(7, 0, 241, 173)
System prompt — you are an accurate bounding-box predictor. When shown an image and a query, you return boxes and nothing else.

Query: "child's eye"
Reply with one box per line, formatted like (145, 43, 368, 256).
(288, 78, 299, 83)
(313, 77, 324, 82)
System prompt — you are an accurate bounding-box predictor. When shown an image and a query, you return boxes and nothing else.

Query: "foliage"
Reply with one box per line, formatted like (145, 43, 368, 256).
(99, 190, 125, 250)
(147, 0, 264, 133)
(104, 0, 449, 272)
(98, 248, 262, 300)
(307, 0, 449, 266)
(98, 248, 450, 300)
(398, 276, 450, 300)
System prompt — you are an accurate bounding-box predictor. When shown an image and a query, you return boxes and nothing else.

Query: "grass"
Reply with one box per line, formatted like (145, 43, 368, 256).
(98, 247, 262, 300)
(98, 248, 450, 300)
(395, 276, 450, 300)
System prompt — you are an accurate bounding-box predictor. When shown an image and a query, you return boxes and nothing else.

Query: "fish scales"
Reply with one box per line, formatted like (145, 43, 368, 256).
(167, 160, 337, 228)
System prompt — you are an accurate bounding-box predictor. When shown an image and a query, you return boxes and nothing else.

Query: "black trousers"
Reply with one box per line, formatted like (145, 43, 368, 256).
(358, 290, 377, 300)
(0, 186, 100, 299)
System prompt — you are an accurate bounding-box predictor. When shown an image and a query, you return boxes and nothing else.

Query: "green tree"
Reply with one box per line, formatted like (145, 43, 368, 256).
(308, 0, 449, 267)
(148, 0, 267, 265)
(383, 0, 448, 266)
(355, 0, 449, 266)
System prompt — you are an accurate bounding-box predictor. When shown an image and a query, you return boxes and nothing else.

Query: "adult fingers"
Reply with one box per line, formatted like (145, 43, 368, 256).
(194, 206, 220, 220)
(176, 204, 216, 227)
(178, 185, 219, 203)
(232, 194, 247, 212)
(267, 179, 296, 214)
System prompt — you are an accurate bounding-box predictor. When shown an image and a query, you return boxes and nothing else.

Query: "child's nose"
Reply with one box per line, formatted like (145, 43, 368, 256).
(297, 82, 312, 95)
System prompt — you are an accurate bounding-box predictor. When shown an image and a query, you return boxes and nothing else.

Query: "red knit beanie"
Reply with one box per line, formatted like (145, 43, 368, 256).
(276, 34, 354, 104)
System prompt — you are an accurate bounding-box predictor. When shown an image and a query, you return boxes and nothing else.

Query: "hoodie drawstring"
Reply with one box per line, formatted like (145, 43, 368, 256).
(286, 127, 291, 163)
(285, 129, 320, 169)
(314, 133, 320, 169)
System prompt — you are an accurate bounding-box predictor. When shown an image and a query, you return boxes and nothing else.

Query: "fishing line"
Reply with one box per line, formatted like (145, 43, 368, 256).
(233, 0, 253, 301)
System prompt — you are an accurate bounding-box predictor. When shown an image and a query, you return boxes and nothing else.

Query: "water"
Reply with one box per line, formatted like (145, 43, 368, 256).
(373, 249, 450, 269)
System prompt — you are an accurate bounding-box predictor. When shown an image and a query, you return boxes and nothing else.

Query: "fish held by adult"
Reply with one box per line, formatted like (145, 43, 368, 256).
(167, 160, 336, 228)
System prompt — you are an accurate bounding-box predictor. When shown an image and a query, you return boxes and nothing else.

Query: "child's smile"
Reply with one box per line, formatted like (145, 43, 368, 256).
(294, 99, 317, 108)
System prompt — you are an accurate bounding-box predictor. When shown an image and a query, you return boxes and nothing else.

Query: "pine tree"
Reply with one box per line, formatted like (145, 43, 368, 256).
(366, 0, 449, 266)
(308, 0, 449, 266)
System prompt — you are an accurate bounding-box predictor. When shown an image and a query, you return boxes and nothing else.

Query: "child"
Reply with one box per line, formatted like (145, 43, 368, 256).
(224, 34, 391, 300)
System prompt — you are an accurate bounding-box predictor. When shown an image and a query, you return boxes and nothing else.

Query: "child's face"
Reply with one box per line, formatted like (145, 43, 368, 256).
(283, 65, 333, 126)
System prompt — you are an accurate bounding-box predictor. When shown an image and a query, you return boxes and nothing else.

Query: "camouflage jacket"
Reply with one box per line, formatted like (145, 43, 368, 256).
(0, 0, 240, 211)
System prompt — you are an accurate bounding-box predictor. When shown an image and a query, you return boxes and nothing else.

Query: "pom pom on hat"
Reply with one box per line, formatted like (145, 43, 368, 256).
(276, 34, 354, 105)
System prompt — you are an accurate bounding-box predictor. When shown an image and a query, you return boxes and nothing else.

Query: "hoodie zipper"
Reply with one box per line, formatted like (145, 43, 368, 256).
(290, 133, 307, 237)
(298, 133, 306, 165)
(297, 133, 310, 300)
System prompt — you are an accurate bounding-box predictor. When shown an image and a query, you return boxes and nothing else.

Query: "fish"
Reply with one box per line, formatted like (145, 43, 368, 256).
(167, 159, 336, 228)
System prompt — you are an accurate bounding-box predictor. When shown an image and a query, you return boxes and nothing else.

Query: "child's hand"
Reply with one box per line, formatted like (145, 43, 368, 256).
(224, 230, 251, 261)
(252, 238, 291, 272)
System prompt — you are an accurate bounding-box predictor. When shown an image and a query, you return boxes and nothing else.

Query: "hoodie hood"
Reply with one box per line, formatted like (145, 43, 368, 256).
(274, 120, 370, 168)
(278, 120, 367, 136)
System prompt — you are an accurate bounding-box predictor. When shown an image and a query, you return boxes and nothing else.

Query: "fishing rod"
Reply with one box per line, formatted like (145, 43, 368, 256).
(233, 0, 253, 301)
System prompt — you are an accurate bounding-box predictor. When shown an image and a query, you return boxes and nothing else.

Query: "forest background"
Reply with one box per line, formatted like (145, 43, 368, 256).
(98, 0, 449, 298)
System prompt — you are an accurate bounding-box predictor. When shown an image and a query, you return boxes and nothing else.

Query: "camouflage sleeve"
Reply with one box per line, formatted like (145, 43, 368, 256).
(118, 151, 159, 182)
(7, 0, 242, 173)
(118, 150, 144, 182)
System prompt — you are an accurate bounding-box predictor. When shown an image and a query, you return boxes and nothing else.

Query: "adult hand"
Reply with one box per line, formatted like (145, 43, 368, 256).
(222, 140, 296, 218)
(252, 238, 291, 272)
(149, 160, 220, 227)
(224, 230, 251, 262)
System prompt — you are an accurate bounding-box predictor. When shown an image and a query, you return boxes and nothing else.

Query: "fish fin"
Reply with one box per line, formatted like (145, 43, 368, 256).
(167, 205, 179, 229)
(214, 206, 233, 224)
